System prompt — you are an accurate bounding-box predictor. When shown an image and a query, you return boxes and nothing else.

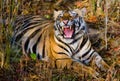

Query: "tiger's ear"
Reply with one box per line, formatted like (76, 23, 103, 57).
(53, 10, 62, 20)
(73, 8, 87, 17)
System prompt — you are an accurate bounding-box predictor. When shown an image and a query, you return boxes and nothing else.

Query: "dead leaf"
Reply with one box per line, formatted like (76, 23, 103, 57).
(75, 0, 88, 8)
(113, 46, 120, 51)
(22, 9, 29, 15)
(87, 16, 98, 23)
(96, 7, 104, 17)
(75, 1, 84, 8)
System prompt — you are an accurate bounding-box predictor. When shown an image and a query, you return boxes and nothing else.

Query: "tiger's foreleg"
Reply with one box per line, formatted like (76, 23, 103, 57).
(93, 52, 110, 72)
(72, 59, 100, 79)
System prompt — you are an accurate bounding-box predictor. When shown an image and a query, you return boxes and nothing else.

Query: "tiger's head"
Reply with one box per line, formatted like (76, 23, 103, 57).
(54, 9, 87, 39)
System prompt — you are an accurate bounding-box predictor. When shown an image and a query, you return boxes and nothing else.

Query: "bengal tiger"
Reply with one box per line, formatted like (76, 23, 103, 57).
(12, 9, 110, 78)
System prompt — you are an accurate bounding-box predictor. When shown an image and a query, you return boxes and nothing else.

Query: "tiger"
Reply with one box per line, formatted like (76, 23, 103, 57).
(12, 9, 110, 78)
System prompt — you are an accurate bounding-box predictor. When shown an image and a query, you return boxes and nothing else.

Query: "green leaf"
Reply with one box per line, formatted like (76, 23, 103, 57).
(44, 14, 51, 19)
(30, 53, 37, 60)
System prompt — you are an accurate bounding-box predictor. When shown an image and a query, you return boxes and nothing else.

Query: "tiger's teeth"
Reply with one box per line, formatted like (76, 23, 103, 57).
(70, 26, 72, 29)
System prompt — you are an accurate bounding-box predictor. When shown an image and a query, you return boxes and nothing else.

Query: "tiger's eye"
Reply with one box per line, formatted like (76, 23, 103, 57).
(75, 14, 78, 18)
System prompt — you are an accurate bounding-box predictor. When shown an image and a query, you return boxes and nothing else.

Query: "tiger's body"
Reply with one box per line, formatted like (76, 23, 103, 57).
(12, 9, 109, 78)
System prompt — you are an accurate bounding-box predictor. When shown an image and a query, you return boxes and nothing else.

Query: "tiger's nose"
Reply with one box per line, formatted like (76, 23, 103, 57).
(63, 20, 68, 25)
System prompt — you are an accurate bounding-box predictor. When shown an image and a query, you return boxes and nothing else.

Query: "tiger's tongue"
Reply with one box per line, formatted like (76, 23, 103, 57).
(63, 27, 74, 38)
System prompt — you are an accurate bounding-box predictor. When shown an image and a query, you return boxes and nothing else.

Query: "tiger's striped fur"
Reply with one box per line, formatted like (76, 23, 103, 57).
(12, 9, 109, 77)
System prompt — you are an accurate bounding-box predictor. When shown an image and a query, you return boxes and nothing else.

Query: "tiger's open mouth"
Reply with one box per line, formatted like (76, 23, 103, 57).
(63, 26, 74, 38)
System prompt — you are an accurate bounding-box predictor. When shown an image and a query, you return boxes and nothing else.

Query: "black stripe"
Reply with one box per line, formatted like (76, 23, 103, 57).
(15, 23, 42, 42)
(58, 25, 61, 31)
(81, 26, 85, 30)
(81, 47, 91, 58)
(24, 28, 42, 53)
(57, 44, 70, 54)
(16, 21, 46, 32)
(32, 43, 37, 54)
(79, 17, 82, 27)
(55, 35, 73, 53)
(57, 52, 67, 55)
(15, 16, 42, 30)
(86, 51, 95, 61)
(80, 36, 88, 49)
(53, 49, 67, 55)
(28, 48, 31, 54)
(28, 28, 42, 39)
(24, 38, 30, 53)
(22, 20, 48, 29)
(13, 32, 23, 42)
(80, 17, 83, 23)
(54, 25, 57, 30)
(32, 34, 42, 54)
(82, 50, 95, 63)
(54, 60, 57, 68)
(22, 22, 41, 29)
(74, 44, 81, 54)
(37, 53, 41, 59)
(75, 31, 83, 36)
(74, 37, 85, 54)
(14, 21, 49, 42)
(69, 36, 82, 44)
(42, 39, 45, 58)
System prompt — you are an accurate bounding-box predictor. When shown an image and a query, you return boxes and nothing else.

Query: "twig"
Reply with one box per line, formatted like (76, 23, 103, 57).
(0, 51, 4, 68)
(55, 0, 63, 6)
(105, 0, 108, 49)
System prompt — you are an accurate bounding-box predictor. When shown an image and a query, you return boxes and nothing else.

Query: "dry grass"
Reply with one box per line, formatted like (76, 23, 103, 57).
(0, 0, 120, 81)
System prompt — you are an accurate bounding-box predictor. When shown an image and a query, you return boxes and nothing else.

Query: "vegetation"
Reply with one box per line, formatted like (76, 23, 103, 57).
(0, 0, 120, 81)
